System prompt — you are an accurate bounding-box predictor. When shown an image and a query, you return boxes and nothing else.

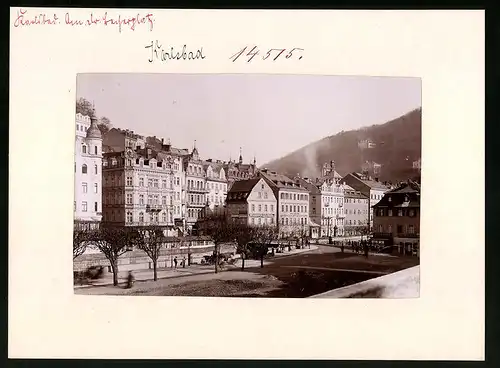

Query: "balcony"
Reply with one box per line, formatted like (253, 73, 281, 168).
(187, 202, 206, 208)
(187, 187, 209, 194)
(145, 205, 162, 213)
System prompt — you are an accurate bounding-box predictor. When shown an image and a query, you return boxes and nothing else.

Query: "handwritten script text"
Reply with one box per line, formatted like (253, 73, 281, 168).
(13, 8, 154, 33)
(146, 40, 206, 63)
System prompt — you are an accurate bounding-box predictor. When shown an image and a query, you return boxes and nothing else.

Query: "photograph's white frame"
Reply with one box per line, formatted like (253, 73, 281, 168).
(9, 8, 484, 360)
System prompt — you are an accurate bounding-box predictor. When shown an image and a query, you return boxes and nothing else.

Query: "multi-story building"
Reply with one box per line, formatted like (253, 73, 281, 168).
(102, 127, 146, 153)
(223, 150, 258, 190)
(225, 177, 277, 226)
(101, 142, 185, 236)
(342, 172, 389, 231)
(343, 184, 369, 236)
(372, 180, 420, 254)
(182, 144, 208, 234)
(74, 112, 103, 230)
(296, 161, 345, 238)
(258, 169, 310, 238)
(203, 159, 228, 215)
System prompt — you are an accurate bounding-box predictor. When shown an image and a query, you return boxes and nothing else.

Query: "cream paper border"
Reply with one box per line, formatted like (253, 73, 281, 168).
(9, 8, 484, 360)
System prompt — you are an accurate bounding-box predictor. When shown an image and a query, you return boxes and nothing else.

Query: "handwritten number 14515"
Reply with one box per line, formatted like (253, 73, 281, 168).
(230, 46, 304, 62)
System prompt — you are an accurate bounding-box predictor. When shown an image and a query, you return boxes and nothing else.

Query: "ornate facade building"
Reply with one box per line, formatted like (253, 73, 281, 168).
(223, 149, 258, 190)
(101, 140, 186, 236)
(74, 112, 103, 230)
(295, 161, 345, 238)
(343, 185, 369, 236)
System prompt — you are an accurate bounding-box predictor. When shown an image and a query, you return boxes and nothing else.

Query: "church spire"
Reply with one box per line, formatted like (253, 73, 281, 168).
(239, 147, 243, 164)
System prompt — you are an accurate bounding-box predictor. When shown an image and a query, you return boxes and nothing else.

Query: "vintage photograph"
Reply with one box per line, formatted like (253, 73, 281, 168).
(73, 74, 421, 298)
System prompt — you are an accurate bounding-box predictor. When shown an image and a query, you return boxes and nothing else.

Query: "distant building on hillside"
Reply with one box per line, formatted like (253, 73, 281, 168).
(361, 160, 382, 179)
(358, 139, 376, 150)
(412, 158, 421, 172)
(372, 180, 420, 255)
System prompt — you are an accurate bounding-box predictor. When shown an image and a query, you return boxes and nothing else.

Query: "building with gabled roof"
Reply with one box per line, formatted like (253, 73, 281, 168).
(342, 171, 390, 231)
(258, 169, 310, 238)
(225, 177, 277, 227)
(372, 180, 420, 255)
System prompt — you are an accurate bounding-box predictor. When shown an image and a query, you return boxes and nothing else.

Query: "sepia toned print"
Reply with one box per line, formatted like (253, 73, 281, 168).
(73, 73, 421, 298)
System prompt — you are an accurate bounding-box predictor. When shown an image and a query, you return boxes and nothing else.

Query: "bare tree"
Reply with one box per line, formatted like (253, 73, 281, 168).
(88, 227, 137, 286)
(73, 229, 89, 260)
(234, 223, 258, 271)
(254, 224, 279, 268)
(203, 214, 238, 273)
(76, 97, 112, 134)
(135, 225, 165, 281)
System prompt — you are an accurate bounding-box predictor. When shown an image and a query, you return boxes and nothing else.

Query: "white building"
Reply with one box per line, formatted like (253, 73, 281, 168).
(203, 160, 228, 215)
(74, 113, 103, 229)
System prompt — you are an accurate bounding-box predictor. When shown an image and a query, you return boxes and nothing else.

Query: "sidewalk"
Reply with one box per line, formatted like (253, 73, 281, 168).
(75, 265, 215, 289)
(74, 245, 319, 289)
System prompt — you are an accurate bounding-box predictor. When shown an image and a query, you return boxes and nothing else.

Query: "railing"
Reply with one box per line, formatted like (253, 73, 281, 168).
(187, 187, 209, 193)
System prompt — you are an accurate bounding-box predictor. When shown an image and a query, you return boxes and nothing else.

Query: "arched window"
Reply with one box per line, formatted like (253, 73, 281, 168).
(82, 164, 87, 174)
(94, 165, 98, 174)
(139, 212, 144, 223)
(82, 145, 87, 154)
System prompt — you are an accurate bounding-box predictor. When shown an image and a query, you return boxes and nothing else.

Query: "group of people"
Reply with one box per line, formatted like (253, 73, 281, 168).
(333, 239, 382, 256)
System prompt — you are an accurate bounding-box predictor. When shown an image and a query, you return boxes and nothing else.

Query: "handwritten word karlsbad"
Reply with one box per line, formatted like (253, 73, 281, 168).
(145, 40, 206, 63)
(230, 46, 304, 63)
(13, 8, 154, 33)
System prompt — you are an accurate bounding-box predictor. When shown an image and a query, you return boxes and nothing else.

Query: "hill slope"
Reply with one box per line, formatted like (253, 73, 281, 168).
(263, 108, 421, 183)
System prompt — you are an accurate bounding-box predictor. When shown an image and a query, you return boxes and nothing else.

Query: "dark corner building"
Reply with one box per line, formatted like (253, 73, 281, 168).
(372, 180, 420, 255)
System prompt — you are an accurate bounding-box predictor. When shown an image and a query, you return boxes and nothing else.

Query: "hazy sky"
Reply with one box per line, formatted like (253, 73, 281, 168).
(77, 74, 421, 165)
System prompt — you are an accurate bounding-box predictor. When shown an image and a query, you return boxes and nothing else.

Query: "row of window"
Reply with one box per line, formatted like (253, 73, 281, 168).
(76, 163, 99, 175)
(80, 144, 99, 155)
(346, 220, 366, 225)
(371, 193, 383, 201)
(376, 208, 417, 217)
(251, 217, 274, 225)
(76, 124, 88, 132)
(187, 208, 202, 219)
(105, 193, 182, 206)
(125, 211, 175, 224)
(257, 191, 269, 199)
(81, 182, 99, 194)
(251, 203, 275, 213)
(280, 192, 308, 201)
(280, 204, 307, 214)
(321, 218, 344, 226)
(344, 198, 367, 204)
(74, 201, 99, 212)
(322, 207, 343, 216)
(345, 209, 368, 215)
(377, 224, 416, 234)
(280, 217, 308, 226)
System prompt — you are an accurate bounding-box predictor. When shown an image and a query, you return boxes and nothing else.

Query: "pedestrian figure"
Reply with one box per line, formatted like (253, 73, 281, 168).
(126, 271, 135, 289)
(182, 256, 186, 268)
(341, 243, 345, 253)
(174, 257, 178, 268)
